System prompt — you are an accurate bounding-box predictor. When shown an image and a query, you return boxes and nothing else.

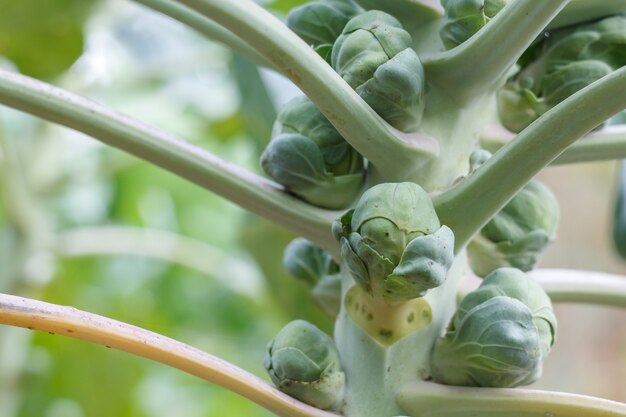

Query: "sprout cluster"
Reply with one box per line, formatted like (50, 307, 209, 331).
(440, 0, 510, 49)
(287, 0, 362, 62)
(264, 320, 345, 410)
(431, 268, 557, 388)
(468, 180, 560, 277)
(332, 10, 426, 131)
(283, 238, 342, 317)
(260, 96, 365, 209)
(498, 14, 626, 132)
(334, 182, 455, 304)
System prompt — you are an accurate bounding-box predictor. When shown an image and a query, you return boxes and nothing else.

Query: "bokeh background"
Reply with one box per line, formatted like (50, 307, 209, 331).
(0, 1, 624, 416)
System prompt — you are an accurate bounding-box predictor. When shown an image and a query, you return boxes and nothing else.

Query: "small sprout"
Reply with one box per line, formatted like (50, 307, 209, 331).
(287, 0, 362, 62)
(331, 10, 426, 131)
(261, 96, 365, 209)
(440, 0, 510, 49)
(431, 268, 556, 388)
(264, 320, 345, 410)
(468, 180, 559, 277)
(468, 148, 492, 173)
(498, 14, 626, 132)
(283, 238, 342, 317)
(337, 182, 455, 303)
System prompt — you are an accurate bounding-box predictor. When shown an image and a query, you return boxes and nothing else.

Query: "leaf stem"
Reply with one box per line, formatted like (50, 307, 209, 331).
(481, 124, 626, 165)
(396, 380, 626, 417)
(0, 293, 340, 417)
(434, 67, 626, 250)
(160, 0, 438, 181)
(423, 0, 568, 102)
(0, 69, 337, 253)
(530, 269, 626, 308)
(132, 0, 275, 68)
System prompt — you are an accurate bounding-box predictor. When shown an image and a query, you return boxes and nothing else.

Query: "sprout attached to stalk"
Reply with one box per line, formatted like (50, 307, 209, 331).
(334, 182, 455, 304)
(431, 267, 557, 388)
(440, 0, 510, 49)
(264, 320, 345, 410)
(467, 180, 559, 277)
(287, 0, 362, 62)
(261, 96, 365, 209)
(331, 10, 426, 132)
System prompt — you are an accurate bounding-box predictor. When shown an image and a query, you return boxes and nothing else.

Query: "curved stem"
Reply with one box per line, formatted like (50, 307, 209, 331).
(550, 0, 626, 29)
(0, 293, 339, 417)
(435, 67, 626, 251)
(131, 0, 274, 69)
(423, 0, 568, 103)
(530, 269, 626, 308)
(396, 380, 626, 417)
(0, 69, 338, 253)
(163, 0, 438, 181)
(52, 226, 265, 298)
(481, 124, 626, 165)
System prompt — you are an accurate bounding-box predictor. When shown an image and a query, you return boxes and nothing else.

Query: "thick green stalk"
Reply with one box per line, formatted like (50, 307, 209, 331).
(423, 0, 568, 103)
(530, 269, 626, 308)
(396, 380, 626, 417)
(132, 0, 274, 68)
(481, 125, 626, 165)
(334, 255, 468, 417)
(0, 69, 338, 253)
(163, 0, 438, 182)
(550, 0, 626, 29)
(0, 293, 339, 417)
(435, 67, 626, 250)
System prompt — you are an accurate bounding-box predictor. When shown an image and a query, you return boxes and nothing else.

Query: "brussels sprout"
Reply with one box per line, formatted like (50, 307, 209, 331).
(331, 10, 425, 131)
(467, 180, 559, 277)
(498, 14, 626, 132)
(283, 238, 342, 317)
(261, 96, 365, 209)
(440, 0, 510, 49)
(336, 182, 455, 303)
(264, 320, 345, 410)
(468, 148, 492, 173)
(431, 268, 556, 388)
(287, 0, 362, 62)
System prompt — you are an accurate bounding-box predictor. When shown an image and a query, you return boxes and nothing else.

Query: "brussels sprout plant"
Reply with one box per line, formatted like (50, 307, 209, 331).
(1, 1, 626, 417)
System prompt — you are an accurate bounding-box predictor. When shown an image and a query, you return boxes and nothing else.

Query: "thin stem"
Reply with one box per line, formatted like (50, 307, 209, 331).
(550, 0, 626, 29)
(423, 0, 568, 103)
(132, 0, 274, 69)
(0, 293, 339, 417)
(435, 67, 626, 250)
(529, 269, 626, 308)
(396, 380, 626, 417)
(161, 0, 438, 181)
(481, 124, 626, 165)
(52, 226, 265, 298)
(0, 69, 338, 253)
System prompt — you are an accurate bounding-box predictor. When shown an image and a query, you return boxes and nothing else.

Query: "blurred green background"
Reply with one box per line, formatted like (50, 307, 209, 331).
(0, 1, 623, 416)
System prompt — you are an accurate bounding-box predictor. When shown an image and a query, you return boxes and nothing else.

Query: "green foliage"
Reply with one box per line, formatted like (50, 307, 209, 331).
(261, 96, 365, 209)
(264, 320, 345, 410)
(0, 0, 96, 79)
(431, 268, 556, 388)
(468, 180, 559, 277)
(331, 10, 425, 131)
(335, 182, 455, 303)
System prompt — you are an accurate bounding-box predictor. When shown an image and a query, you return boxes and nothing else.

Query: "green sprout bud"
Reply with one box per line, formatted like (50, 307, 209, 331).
(432, 267, 556, 388)
(337, 182, 455, 303)
(260, 96, 365, 209)
(331, 10, 425, 131)
(440, 0, 509, 49)
(468, 180, 559, 277)
(498, 15, 626, 132)
(283, 238, 341, 317)
(264, 320, 345, 410)
(468, 148, 492, 173)
(287, 0, 362, 62)
(431, 296, 543, 388)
